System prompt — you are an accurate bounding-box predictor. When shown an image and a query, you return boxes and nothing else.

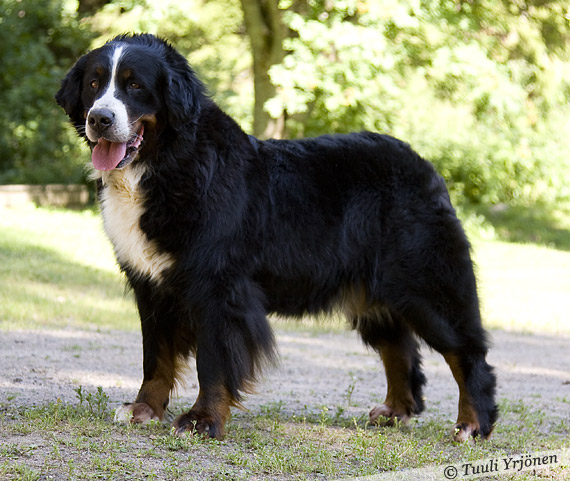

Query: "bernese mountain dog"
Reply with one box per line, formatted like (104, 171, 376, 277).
(56, 33, 497, 441)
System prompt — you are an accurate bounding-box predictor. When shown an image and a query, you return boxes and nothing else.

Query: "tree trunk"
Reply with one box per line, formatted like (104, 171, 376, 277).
(240, 0, 286, 139)
(77, 0, 112, 15)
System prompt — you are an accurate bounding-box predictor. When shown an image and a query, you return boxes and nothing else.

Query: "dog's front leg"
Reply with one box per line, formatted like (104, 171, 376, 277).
(116, 280, 188, 425)
(172, 313, 251, 440)
(173, 279, 276, 440)
(173, 380, 233, 440)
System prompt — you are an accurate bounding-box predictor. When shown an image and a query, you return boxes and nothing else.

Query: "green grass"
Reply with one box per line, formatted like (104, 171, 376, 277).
(0, 206, 138, 331)
(477, 203, 570, 252)
(475, 240, 570, 334)
(0, 391, 568, 480)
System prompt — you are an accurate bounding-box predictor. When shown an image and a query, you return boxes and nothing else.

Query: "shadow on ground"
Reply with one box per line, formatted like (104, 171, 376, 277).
(478, 204, 570, 251)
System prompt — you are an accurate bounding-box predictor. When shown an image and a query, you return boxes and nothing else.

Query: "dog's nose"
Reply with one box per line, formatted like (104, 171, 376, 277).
(88, 108, 115, 134)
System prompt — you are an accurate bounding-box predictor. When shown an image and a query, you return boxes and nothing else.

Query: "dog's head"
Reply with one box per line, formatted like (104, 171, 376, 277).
(56, 34, 204, 171)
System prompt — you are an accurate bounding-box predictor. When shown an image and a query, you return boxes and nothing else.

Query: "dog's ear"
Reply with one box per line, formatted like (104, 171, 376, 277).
(55, 55, 88, 129)
(163, 50, 206, 128)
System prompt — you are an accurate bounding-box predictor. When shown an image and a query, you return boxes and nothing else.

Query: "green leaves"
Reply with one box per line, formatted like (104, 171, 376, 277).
(2, 0, 569, 205)
(0, 0, 93, 184)
(265, 0, 570, 206)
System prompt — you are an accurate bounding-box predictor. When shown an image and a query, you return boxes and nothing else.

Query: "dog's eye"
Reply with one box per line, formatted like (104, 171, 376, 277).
(129, 82, 141, 90)
(90, 79, 99, 89)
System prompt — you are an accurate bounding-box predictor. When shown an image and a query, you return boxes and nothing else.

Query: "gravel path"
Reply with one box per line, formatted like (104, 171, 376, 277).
(1, 327, 569, 423)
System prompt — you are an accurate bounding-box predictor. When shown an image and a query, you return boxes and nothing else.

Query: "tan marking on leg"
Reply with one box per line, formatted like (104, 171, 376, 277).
(133, 349, 188, 422)
(339, 285, 415, 426)
(444, 352, 480, 442)
(340, 285, 392, 329)
(369, 343, 416, 426)
(174, 385, 234, 440)
(134, 379, 172, 420)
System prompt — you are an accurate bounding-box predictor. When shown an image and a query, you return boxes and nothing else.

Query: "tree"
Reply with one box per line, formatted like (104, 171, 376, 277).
(2, 0, 568, 206)
(264, 0, 570, 205)
(240, 0, 286, 138)
(0, 0, 93, 184)
(77, 0, 112, 16)
(86, 0, 254, 131)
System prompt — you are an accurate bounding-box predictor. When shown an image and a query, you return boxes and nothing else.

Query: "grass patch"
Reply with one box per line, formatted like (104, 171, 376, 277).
(0, 205, 138, 331)
(1, 390, 568, 480)
(474, 240, 570, 334)
(478, 203, 570, 251)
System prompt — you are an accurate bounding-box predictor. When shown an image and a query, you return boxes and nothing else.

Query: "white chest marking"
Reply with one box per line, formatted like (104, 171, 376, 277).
(100, 166, 174, 282)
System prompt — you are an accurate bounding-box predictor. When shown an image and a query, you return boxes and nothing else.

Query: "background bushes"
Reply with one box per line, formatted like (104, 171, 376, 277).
(1, 0, 569, 209)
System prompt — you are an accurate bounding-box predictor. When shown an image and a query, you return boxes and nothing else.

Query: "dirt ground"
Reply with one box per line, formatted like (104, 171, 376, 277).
(1, 327, 569, 424)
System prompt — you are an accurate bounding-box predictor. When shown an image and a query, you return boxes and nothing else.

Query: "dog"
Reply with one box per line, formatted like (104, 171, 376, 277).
(56, 33, 497, 442)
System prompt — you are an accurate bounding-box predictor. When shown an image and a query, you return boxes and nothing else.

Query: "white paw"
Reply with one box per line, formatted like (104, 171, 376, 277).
(114, 403, 135, 423)
(113, 402, 160, 424)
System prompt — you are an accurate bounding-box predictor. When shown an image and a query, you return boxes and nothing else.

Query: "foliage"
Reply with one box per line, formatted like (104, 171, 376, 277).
(0, 0, 93, 184)
(74, 386, 110, 419)
(268, 0, 570, 206)
(88, 0, 253, 131)
(2, 0, 569, 207)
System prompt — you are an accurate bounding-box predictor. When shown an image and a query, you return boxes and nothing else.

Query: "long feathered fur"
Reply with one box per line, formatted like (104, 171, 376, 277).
(56, 34, 497, 440)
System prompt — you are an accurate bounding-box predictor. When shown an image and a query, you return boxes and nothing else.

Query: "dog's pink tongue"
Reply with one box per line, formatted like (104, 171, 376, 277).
(92, 138, 127, 171)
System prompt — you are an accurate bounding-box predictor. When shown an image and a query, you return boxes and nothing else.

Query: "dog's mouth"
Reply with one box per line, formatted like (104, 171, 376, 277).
(92, 124, 145, 171)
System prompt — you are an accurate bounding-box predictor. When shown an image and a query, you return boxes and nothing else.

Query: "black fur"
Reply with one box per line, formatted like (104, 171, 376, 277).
(56, 34, 497, 440)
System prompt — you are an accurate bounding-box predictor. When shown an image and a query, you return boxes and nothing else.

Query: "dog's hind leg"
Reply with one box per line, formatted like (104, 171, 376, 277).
(354, 316, 426, 426)
(393, 291, 498, 441)
(377, 213, 498, 440)
(443, 349, 497, 441)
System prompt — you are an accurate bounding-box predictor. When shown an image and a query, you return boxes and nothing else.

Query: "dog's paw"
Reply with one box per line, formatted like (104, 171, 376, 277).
(452, 422, 483, 442)
(173, 411, 225, 440)
(114, 402, 160, 424)
(369, 404, 410, 426)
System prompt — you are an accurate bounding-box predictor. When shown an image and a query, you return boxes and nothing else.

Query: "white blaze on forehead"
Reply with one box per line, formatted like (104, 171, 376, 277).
(86, 45, 131, 143)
